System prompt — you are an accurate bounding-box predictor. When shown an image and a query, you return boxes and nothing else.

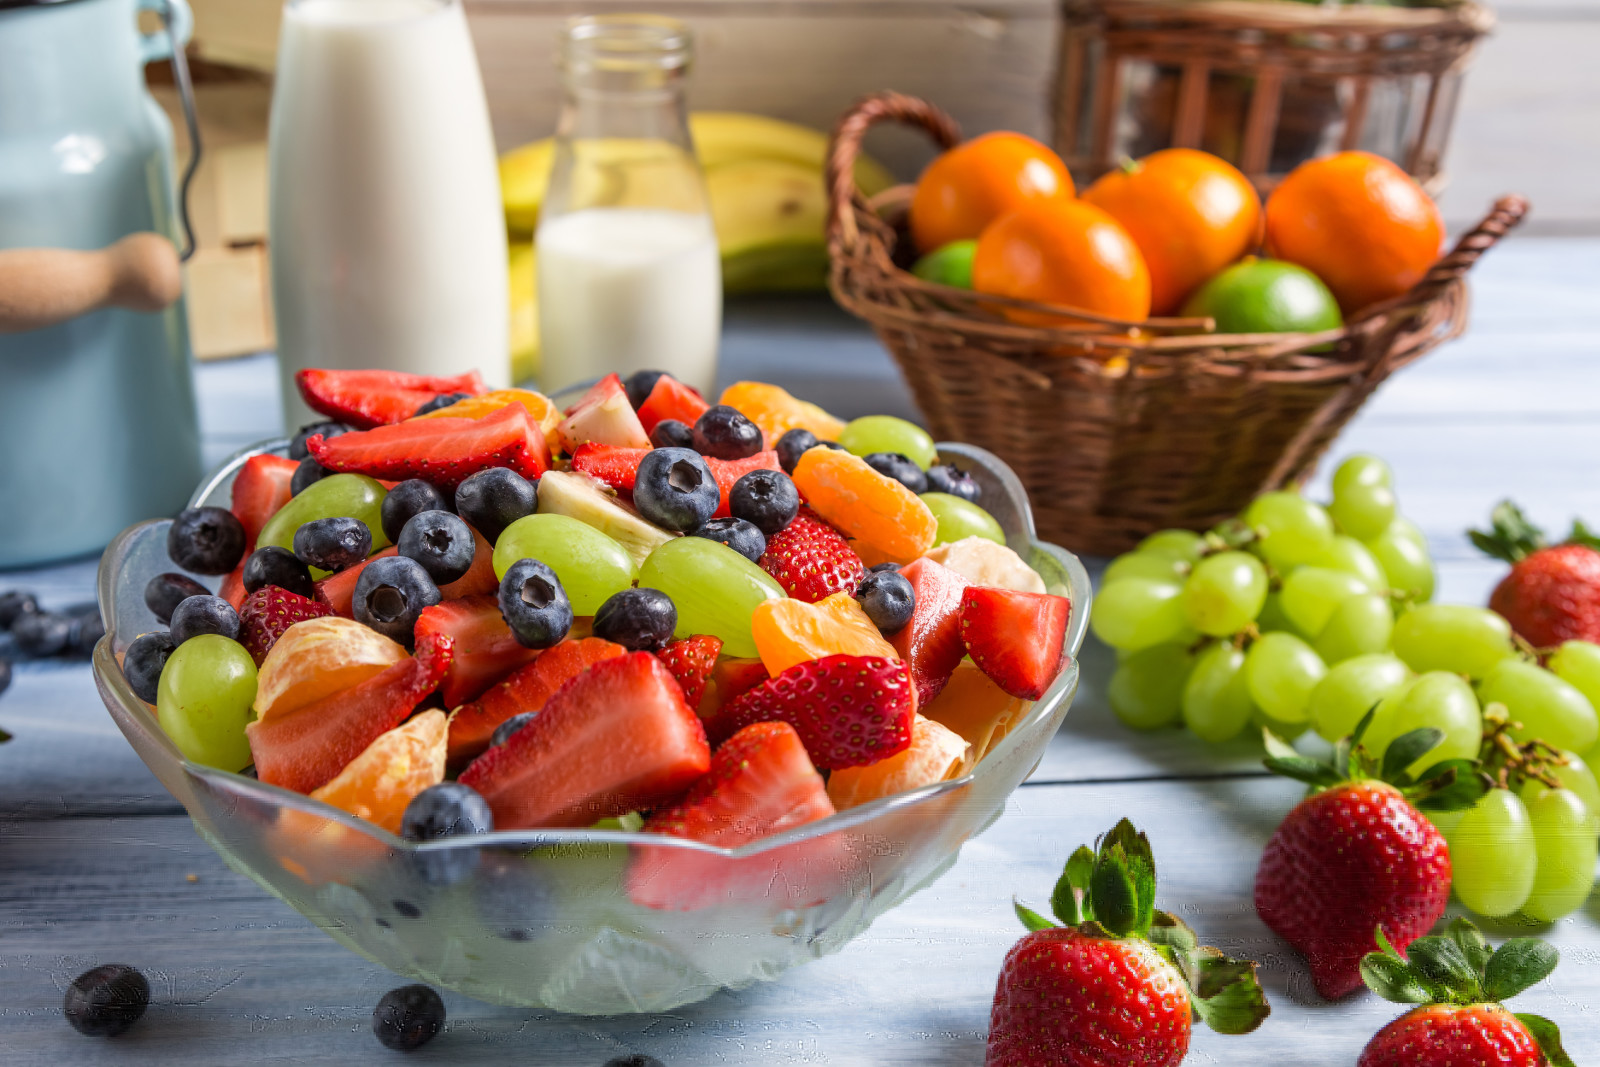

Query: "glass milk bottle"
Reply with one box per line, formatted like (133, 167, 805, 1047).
(268, 0, 510, 429)
(536, 15, 721, 397)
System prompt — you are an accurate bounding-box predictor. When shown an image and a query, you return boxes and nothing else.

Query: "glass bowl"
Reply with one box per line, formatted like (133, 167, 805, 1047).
(92, 440, 1090, 1014)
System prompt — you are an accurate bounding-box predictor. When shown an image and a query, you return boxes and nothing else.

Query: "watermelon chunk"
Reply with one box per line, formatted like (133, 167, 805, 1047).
(414, 595, 542, 709)
(635, 375, 710, 434)
(890, 557, 970, 706)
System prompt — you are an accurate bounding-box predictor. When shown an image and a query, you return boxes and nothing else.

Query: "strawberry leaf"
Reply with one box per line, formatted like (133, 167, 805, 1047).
(1405, 935, 1480, 1002)
(1262, 756, 1343, 789)
(1516, 1013, 1576, 1067)
(1567, 519, 1600, 554)
(1050, 845, 1095, 927)
(1484, 938, 1560, 1002)
(1410, 763, 1490, 813)
(1149, 910, 1198, 953)
(1261, 729, 1299, 761)
(1090, 820, 1155, 938)
(1360, 951, 1436, 1005)
(1447, 917, 1494, 975)
(1014, 900, 1057, 933)
(1380, 727, 1444, 784)
(1180, 947, 1271, 1035)
(1469, 500, 1547, 564)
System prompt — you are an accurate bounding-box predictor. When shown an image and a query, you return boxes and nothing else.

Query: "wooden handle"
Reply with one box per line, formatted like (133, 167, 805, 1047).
(825, 92, 962, 252)
(0, 233, 183, 334)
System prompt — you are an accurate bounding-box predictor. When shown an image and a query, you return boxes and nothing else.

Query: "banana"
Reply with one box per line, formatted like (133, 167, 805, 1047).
(705, 157, 831, 294)
(534, 470, 676, 569)
(500, 140, 554, 235)
(508, 238, 538, 385)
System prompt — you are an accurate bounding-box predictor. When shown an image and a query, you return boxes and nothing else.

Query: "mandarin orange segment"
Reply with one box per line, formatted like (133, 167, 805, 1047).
(254, 617, 407, 722)
(310, 709, 447, 833)
(791, 448, 937, 563)
(719, 381, 846, 442)
(418, 388, 563, 451)
(751, 592, 899, 677)
(826, 715, 970, 810)
(921, 660, 1028, 764)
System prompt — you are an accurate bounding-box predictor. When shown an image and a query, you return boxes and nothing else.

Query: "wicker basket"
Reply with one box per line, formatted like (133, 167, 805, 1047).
(824, 91, 1527, 556)
(1055, 0, 1494, 194)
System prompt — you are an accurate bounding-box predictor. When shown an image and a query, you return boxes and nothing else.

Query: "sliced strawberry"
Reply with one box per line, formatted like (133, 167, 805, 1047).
(891, 557, 970, 706)
(657, 635, 722, 707)
(315, 546, 399, 617)
(295, 368, 487, 429)
(959, 587, 1071, 700)
(707, 451, 782, 518)
(218, 564, 247, 610)
(557, 373, 650, 452)
(759, 508, 866, 602)
(716, 654, 915, 769)
(247, 631, 454, 794)
(438, 526, 498, 599)
(307, 402, 549, 489)
(570, 443, 647, 493)
(628, 720, 836, 912)
(446, 636, 628, 764)
(238, 586, 335, 666)
(458, 651, 710, 829)
(635, 375, 710, 434)
(697, 656, 771, 743)
(230, 453, 298, 547)
(414, 595, 541, 708)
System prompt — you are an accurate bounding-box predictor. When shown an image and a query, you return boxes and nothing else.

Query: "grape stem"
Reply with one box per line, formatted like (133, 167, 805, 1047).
(1478, 703, 1567, 792)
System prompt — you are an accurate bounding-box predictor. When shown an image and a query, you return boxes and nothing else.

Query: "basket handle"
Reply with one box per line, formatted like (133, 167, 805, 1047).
(1350, 193, 1530, 323)
(826, 92, 962, 252)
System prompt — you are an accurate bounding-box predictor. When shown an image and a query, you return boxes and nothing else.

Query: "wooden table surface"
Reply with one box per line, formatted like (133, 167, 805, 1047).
(4, 237, 1599, 1065)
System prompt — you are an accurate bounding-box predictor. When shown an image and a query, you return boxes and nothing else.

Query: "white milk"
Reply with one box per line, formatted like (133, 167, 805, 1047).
(535, 207, 721, 398)
(269, 0, 509, 430)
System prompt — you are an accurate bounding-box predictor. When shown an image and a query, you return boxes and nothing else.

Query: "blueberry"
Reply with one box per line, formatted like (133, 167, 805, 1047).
(63, 603, 105, 657)
(633, 448, 719, 532)
(474, 852, 555, 942)
(381, 479, 451, 544)
(690, 517, 766, 564)
(855, 570, 916, 634)
(649, 418, 694, 450)
(925, 463, 981, 504)
(691, 405, 762, 461)
(143, 573, 209, 624)
(728, 469, 800, 535)
(863, 452, 929, 495)
(397, 511, 475, 585)
(372, 984, 444, 1052)
(11, 612, 72, 657)
(497, 559, 573, 650)
(169, 595, 241, 645)
(63, 963, 148, 1038)
(290, 455, 331, 496)
(242, 546, 316, 600)
(167, 507, 247, 575)
(0, 590, 39, 629)
(289, 420, 350, 461)
(455, 467, 538, 544)
(293, 516, 372, 573)
(592, 588, 677, 652)
(412, 392, 471, 417)
(123, 632, 175, 704)
(0, 657, 10, 698)
(604, 1056, 666, 1067)
(353, 555, 440, 644)
(490, 711, 537, 749)
(402, 782, 493, 886)
(624, 369, 668, 410)
(774, 428, 818, 474)
(868, 561, 902, 575)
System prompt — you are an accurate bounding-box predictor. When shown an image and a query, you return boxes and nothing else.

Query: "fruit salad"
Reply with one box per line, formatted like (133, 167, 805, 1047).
(123, 367, 1071, 904)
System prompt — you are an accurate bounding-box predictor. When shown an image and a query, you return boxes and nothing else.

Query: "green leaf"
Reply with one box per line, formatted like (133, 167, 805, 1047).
(0, 726, 10, 744)
(1090, 821, 1156, 938)
(1014, 900, 1057, 933)
(1469, 500, 1547, 563)
(1263, 756, 1344, 789)
(1262, 729, 1300, 761)
(1374, 925, 1403, 961)
(1412, 766, 1491, 813)
(1447, 917, 1493, 976)
(1515, 1014, 1576, 1067)
(1051, 845, 1095, 927)
(1149, 910, 1198, 953)
(1568, 519, 1600, 554)
(1350, 706, 1377, 747)
(1405, 936, 1479, 1001)
(1381, 728, 1444, 783)
(1360, 951, 1435, 1005)
(1484, 938, 1560, 1001)
(1182, 948, 1271, 1035)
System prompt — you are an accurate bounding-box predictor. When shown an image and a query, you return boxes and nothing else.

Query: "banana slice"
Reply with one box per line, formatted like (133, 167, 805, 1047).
(536, 470, 676, 569)
(923, 537, 1046, 594)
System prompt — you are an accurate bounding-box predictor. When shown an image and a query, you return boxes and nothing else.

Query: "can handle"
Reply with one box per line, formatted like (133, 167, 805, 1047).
(139, 0, 202, 261)
(0, 235, 184, 334)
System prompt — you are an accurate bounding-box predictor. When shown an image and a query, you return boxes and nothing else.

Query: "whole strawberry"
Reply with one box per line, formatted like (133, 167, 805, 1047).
(1472, 500, 1600, 647)
(759, 508, 866, 603)
(238, 585, 333, 665)
(987, 820, 1269, 1067)
(1357, 919, 1574, 1067)
(715, 653, 914, 768)
(1254, 714, 1487, 1000)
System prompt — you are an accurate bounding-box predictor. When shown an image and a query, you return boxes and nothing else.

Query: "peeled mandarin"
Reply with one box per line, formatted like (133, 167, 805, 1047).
(310, 709, 447, 833)
(827, 715, 971, 809)
(719, 381, 846, 441)
(792, 448, 938, 564)
(751, 592, 899, 677)
(254, 617, 407, 722)
(922, 659, 1028, 762)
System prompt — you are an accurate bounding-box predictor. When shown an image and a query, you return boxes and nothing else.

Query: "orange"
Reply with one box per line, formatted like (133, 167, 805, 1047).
(1264, 151, 1443, 314)
(751, 592, 899, 677)
(791, 448, 938, 563)
(1082, 149, 1261, 315)
(254, 618, 407, 722)
(826, 715, 970, 810)
(922, 660, 1027, 763)
(719, 381, 845, 441)
(418, 388, 563, 451)
(971, 200, 1151, 326)
(310, 709, 447, 833)
(910, 132, 1074, 254)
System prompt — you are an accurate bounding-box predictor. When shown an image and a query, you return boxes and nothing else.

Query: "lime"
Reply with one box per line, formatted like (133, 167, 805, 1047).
(1181, 257, 1342, 336)
(910, 239, 977, 289)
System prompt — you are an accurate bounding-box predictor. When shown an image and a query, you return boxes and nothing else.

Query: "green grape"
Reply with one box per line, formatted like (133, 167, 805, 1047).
(1478, 659, 1599, 754)
(1366, 521, 1434, 602)
(1315, 593, 1395, 664)
(1519, 750, 1600, 835)
(1243, 492, 1335, 571)
(1331, 453, 1392, 496)
(156, 634, 257, 771)
(1280, 566, 1371, 636)
(1103, 551, 1189, 587)
(1390, 516, 1429, 550)
(1181, 552, 1267, 637)
(1447, 788, 1537, 918)
(638, 536, 785, 658)
(1109, 644, 1194, 730)
(1308, 653, 1411, 742)
(1521, 787, 1598, 922)
(1090, 577, 1188, 651)
(1182, 642, 1255, 743)
(920, 492, 1004, 547)
(1255, 591, 1302, 636)
(493, 514, 637, 615)
(1243, 632, 1325, 726)
(837, 415, 937, 470)
(1364, 671, 1481, 776)
(1548, 640, 1600, 715)
(256, 472, 390, 563)
(1314, 535, 1389, 592)
(1329, 482, 1397, 541)
(1391, 604, 1514, 679)
(1136, 529, 1205, 563)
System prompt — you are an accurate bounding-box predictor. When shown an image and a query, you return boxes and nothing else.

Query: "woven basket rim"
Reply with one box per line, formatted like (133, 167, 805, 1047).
(1076, 0, 1496, 34)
